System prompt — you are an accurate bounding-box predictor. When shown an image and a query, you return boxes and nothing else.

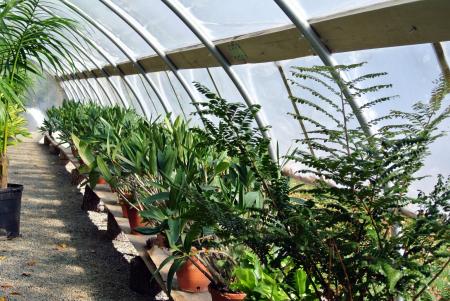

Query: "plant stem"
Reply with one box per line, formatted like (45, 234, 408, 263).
(413, 257, 450, 301)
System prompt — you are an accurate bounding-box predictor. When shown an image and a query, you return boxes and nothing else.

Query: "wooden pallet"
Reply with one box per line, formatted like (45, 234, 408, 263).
(43, 133, 211, 301)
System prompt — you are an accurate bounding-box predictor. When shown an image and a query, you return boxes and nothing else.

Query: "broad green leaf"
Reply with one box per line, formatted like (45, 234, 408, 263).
(96, 156, 112, 182)
(294, 269, 307, 296)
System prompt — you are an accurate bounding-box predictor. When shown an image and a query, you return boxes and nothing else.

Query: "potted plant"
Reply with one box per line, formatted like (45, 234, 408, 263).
(0, 0, 75, 238)
(193, 65, 450, 300)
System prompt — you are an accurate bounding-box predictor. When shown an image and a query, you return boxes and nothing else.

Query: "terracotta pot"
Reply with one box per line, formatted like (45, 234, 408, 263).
(209, 286, 246, 301)
(176, 257, 210, 293)
(120, 201, 129, 218)
(126, 205, 145, 235)
(97, 176, 107, 185)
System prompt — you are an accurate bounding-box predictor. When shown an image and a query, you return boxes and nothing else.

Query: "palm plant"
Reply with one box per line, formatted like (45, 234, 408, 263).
(0, 0, 76, 188)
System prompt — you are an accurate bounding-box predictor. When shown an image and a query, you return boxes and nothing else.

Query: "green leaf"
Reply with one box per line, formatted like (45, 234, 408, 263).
(140, 206, 168, 222)
(167, 258, 185, 295)
(294, 269, 307, 296)
(183, 223, 201, 252)
(233, 267, 257, 290)
(243, 191, 263, 209)
(215, 160, 230, 174)
(141, 192, 170, 205)
(382, 263, 403, 293)
(96, 156, 112, 182)
(134, 226, 163, 235)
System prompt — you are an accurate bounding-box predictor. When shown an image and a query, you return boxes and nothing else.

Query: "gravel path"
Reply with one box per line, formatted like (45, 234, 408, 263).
(0, 135, 148, 301)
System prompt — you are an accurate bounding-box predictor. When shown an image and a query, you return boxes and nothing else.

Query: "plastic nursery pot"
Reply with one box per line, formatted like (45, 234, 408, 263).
(0, 184, 24, 239)
(176, 257, 211, 293)
(208, 285, 247, 301)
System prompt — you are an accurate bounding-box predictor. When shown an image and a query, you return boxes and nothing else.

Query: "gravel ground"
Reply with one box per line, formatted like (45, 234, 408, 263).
(0, 135, 149, 301)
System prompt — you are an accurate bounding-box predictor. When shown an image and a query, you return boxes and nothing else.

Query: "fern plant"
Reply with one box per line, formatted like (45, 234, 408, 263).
(193, 63, 450, 300)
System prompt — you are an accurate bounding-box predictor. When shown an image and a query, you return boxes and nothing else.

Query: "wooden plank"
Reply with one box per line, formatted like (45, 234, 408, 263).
(64, 0, 450, 80)
(312, 0, 450, 53)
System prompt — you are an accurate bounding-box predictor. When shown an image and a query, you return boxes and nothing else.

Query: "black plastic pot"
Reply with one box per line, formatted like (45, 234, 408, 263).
(0, 184, 23, 239)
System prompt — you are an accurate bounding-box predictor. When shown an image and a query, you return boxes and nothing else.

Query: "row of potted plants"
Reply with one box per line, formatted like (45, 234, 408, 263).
(41, 63, 449, 301)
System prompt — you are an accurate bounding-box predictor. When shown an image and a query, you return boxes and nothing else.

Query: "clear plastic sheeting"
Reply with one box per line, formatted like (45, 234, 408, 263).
(233, 59, 323, 156)
(44, 0, 127, 63)
(177, 0, 291, 40)
(64, 0, 156, 58)
(298, 0, 392, 19)
(25, 74, 66, 131)
(128, 74, 165, 120)
(97, 77, 121, 106)
(111, 0, 201, 51)
(334, 44, 446, 195)
(42, 0, 450, 195)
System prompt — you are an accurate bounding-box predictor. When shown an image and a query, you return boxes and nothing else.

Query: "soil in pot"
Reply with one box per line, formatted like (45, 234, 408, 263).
(209, 285, 246, 301)
(176, 257, 210, 293)
(0, 184, 24, 239)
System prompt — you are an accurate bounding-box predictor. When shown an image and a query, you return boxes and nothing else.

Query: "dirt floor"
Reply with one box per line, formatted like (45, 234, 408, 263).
(0, 135, 149, 301)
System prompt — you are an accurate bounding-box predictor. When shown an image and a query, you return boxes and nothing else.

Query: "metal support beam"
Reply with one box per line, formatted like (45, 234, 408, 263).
(65, 80, 83, 102)
(99, 0, 202, 118)
(162, 0, 276, 160)
(273, 0, 374, 137)
(58, 0, 173, 119)
(37, 4, 128, 108)
(64, 47, 114, 106)
(41, 2, 159, 115)
(60, 81, 77, 101)
(67, 32, 130, 108)
(57, 59, 104, 105)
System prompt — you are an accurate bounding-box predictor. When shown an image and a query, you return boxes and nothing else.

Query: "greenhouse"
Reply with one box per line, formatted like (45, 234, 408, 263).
(0, 0, 449, 300)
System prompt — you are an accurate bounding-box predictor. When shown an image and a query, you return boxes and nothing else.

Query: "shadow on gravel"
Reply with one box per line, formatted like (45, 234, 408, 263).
(0, 140, 147, 301)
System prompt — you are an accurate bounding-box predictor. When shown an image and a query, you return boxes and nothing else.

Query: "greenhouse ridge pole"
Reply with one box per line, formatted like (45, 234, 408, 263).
(273, 0, 375, 138)
(162, 0, 276, 160)
(57, 0, 173, 119)
(99, 0, 204, 119)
